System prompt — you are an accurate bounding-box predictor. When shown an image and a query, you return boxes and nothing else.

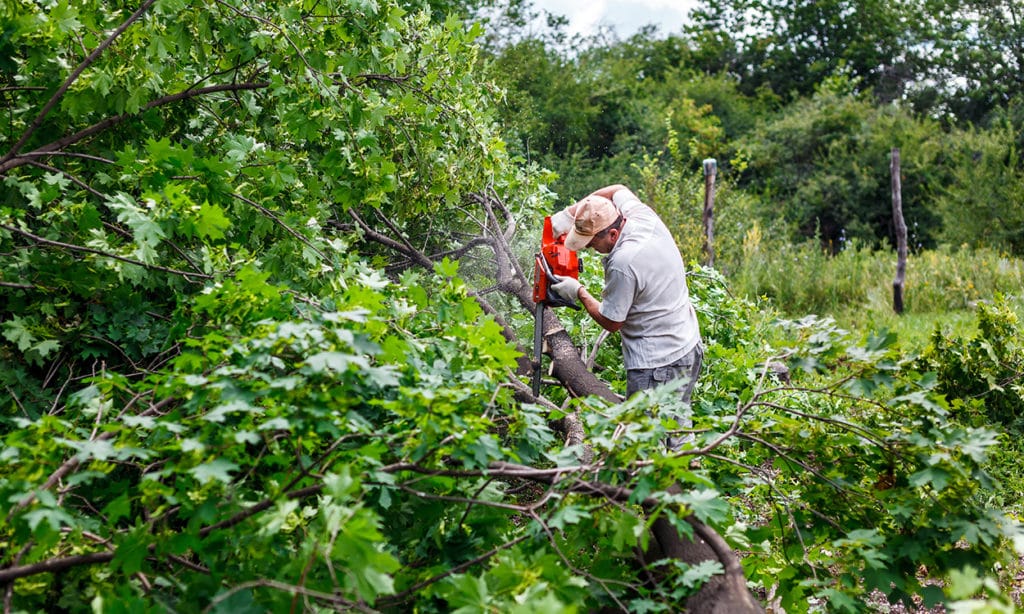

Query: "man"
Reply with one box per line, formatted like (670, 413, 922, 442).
(547, 184, 703, 450)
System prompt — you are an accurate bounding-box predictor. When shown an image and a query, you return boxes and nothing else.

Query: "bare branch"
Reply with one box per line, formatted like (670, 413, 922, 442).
(18, 151, 115, 165)
(0, 552, 114, 584)
(348, 208, 433, 269)
(0, 280, 34, 290)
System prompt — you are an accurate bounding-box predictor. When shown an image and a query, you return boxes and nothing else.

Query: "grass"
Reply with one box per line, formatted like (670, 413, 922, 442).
(726, 241, 1024, 350)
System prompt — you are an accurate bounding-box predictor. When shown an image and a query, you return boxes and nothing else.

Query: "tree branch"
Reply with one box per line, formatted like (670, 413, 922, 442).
(0, 223, 212, 281)
(1, 0, 159, 163)
(0, 552, 114, 584)
(0, 83, 268, 174)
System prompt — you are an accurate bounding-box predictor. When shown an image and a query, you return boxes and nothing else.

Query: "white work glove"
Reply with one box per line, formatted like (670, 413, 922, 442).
(550, 209, 574, 237)
(548, 276, 582, 305)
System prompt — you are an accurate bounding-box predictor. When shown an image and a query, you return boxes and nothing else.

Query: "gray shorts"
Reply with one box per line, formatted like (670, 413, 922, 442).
(626, 342, 703, 450)
(626, 342, 703, 400)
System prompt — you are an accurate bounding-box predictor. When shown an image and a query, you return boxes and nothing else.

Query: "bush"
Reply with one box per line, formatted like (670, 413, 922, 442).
(917, 296, 1024, 429)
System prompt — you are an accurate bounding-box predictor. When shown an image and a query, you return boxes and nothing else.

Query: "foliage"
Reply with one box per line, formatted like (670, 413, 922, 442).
(3, 1, 1024, 612)
(737, 85, 944, 248)
(917, 297, 1024, 429)
(929, 121, 1024, 253)
(699, 310, 1023, 611)
(684, 0, 923, 103)
(911, 0, 1024, 124)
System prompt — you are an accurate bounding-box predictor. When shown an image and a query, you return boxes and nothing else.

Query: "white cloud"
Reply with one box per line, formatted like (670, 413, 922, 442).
(533, 0, 697, 39)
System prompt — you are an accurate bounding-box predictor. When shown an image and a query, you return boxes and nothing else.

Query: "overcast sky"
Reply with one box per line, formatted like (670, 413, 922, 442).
(530, 0, 699, 39)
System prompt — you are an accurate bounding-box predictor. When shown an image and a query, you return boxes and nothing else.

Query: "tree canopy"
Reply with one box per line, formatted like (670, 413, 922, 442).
(2, 0, 1024, 612)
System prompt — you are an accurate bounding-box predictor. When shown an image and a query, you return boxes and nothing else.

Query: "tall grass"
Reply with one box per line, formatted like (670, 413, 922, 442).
(727, 240, 1024, 344)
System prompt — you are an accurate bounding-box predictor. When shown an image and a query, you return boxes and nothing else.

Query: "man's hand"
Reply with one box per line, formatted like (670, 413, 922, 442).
(550, 210, 574, 237)
(548, 277, 582, 305)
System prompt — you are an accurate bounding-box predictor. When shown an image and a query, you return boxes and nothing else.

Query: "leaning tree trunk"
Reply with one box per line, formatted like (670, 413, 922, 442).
(351, 190, 764, 613)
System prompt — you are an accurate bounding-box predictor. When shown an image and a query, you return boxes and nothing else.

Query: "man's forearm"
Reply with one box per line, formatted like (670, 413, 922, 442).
(577, 286, 623, 332)
(590, 184, 629, 200)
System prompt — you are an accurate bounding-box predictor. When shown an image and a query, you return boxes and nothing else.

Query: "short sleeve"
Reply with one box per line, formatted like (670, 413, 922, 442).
(611, 188, 643, 215)
(599, 265, 635, 323)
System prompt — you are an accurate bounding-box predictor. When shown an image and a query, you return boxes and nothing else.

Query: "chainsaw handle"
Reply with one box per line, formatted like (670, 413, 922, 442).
(539, 257, 581, 310)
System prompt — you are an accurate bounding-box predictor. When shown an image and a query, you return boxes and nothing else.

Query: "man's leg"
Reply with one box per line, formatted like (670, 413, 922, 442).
(626, 343, 704, 450)
(664, 342, 703, 450)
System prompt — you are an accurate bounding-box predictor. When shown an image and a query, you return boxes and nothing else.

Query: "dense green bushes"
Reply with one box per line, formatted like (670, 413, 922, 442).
(4, 0, 1024, 611)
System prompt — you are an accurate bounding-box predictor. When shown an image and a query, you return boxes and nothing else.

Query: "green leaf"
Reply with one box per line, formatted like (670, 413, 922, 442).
(196, 202, 231, 240)
(304, 351, 369, 373)
(189, 459, 239, 484)
(611, 513, 642, 552)
(679, 489, 729, 524)
(947, 566, 985, 600)
(112, 530, 150, 575)
(548, 504, 587, 530)
(24, 507, 76, 533)
(909, 466, 951, 492)
(103, 493, 133, 524)
(2, 316, 35, 351)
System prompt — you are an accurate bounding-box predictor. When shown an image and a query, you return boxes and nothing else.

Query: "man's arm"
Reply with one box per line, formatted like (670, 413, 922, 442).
(577, 286, 624, 332)
(548, 278, 624, 332)
(589, 184, 631, 201)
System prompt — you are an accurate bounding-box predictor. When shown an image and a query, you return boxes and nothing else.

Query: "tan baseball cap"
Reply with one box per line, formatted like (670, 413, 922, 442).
(565, 195, 619, 251)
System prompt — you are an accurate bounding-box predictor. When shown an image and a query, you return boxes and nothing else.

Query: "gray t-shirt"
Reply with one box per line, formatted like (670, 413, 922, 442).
(599, 189, 701, 370)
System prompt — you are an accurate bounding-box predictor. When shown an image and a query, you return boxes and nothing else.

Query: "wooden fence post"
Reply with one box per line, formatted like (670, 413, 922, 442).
(702, 158, 717, 267)
(891, 148, 907, 314)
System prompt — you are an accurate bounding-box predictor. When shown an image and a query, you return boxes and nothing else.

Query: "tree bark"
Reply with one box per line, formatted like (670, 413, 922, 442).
(702, 158, 718, 268)
(891, 148, 907, 314)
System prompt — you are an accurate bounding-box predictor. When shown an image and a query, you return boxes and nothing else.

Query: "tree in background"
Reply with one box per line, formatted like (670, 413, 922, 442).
(2, 1, 1023, 612)
(737, 81, 944, 249)
(684, 0, 921, 103)
(909, 0, 1024, 124)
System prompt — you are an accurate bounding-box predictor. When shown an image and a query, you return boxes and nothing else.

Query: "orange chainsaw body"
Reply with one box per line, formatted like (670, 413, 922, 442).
(532, 216, 580, 304)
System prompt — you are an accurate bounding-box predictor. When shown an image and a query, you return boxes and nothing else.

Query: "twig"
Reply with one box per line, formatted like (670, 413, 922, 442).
(25, 160, 107, 200)
(378, 534, 531, 607)
(232, 192, 331, 263)
(0, 280, 34, 290)
(202, 578, 370, 613)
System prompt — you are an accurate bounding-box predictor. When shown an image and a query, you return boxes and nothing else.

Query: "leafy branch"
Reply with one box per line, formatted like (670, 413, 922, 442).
(0, 0, 158, 163)
(0, 223, 212, 281)
(0, 83, 269, 174)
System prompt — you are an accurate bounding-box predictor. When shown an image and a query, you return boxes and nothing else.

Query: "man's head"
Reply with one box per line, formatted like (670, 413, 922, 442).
(565, 195, 623, 253)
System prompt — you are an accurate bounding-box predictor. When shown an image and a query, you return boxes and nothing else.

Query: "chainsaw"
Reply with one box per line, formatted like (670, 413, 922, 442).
(531, 215, 581, 396)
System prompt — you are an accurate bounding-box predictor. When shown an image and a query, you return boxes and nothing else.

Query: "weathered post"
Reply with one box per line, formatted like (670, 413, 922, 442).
(702, 158, 717, 267)
(891, 148, 907, 314)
